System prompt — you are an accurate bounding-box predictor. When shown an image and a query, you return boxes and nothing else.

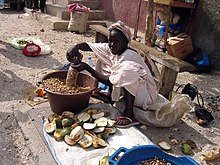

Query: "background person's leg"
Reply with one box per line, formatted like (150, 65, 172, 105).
(40, 0, 46, 12)
(32, 0, 38, 10)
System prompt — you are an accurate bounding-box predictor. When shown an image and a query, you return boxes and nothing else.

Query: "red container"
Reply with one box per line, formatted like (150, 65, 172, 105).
(42, 71, 97, 115)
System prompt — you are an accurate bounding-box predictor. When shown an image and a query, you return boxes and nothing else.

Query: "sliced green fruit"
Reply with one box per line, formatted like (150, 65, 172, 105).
(60, 127, 72, 137)
(62, 117, 74, 127)
(47, 113, 59, 123)
(100, 110, 110, 117)
(54, 118, 62, 129)
(45, 122, 56, 134)
(78, 134, 93, 148)
(92, 138, 107, 148)
(97, 131, 109, 140)
(106, 119, 116, 127)
(64, 135, 77, 146)
(70, 126, 84, 142)
(62, 111, 74, 118)
(94, 117, 108, 127)
(100, 155, 110, 165)
(92, 112, 105, 120)
(158, 141, 171, 151)
(54, 129, 63, 141)
(105, 127, 117, 134)
(77, 112, 90, 122)
(83, 123, 96, 130)
(86, 109, 98, 116)
(181, 143, 193, 155)
(93, 127, 105, 134)
(71, 121, 83, 129)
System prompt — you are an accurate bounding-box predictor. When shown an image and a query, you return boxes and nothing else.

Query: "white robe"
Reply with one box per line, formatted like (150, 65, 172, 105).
(87, 42, 193, 127)
(87, 42, 158, 110)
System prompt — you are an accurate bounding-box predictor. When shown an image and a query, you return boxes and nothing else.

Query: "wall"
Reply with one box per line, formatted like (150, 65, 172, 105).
(100, 0, 220, 70)
(188, 0, 220, 70)
(100, 0, 148, 32)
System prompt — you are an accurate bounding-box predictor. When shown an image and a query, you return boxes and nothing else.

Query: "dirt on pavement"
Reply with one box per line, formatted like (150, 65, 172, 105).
(0, 9, 220, 165)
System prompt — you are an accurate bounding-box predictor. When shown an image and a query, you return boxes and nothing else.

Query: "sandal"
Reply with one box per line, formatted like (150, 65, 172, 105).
(114, 115, 140, 128)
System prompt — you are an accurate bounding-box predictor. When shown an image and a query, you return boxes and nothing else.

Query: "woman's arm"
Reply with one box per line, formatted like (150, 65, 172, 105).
(72, 62, 112, 87)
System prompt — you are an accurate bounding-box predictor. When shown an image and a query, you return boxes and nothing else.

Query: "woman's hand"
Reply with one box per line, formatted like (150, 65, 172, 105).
(66, 45, 82, 63)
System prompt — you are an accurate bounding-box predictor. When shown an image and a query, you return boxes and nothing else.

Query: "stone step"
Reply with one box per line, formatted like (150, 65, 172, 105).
(25, 8, 107, 31)
(49, 0, 101, 9)
(46, 2, 107, 21)
(58, 10, 108, 21)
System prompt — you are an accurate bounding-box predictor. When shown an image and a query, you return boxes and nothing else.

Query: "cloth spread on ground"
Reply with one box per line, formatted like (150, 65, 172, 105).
(43, 103, 152, 165)
(87, 42, 158, 110)
(9, 37, 51, 55)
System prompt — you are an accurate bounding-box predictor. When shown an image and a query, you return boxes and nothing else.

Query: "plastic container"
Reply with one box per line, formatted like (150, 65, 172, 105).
(87, 56, 94, 68)
(42, 71, 97, 115)
(109, 145, 199, 165)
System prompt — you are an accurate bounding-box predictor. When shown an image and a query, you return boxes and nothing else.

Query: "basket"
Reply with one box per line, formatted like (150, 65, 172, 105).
(109, 145, 199, 165)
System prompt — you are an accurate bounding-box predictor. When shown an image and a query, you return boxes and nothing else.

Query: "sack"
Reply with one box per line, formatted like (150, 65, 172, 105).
(169, 83, 204, 107)
(67, 11, 89, 33)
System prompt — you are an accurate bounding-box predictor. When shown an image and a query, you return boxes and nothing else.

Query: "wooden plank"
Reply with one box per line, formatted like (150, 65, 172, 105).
(145, 0, 153, 46)
(159, 66, 178, 98)
(131, 40, 195, 72)
(95, 32, 108, 43)
(169, 1, 196, 9)
(144, 0, 196, 8)
(133, 0, 142, 40)
(90, 25, 195, 72)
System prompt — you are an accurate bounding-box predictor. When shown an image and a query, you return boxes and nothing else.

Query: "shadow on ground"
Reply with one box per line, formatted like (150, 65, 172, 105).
(0, 111, 35, 164)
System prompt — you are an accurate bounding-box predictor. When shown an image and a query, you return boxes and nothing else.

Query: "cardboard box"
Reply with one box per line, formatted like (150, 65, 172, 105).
(167, 33, 194, 59)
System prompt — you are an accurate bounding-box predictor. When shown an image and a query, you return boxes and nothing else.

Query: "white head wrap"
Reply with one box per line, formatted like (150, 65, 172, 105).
(108, 20, 131, 42)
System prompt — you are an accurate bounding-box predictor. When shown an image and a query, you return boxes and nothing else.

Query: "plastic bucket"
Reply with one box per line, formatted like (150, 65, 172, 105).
(42, 71, 97, 115)
(109, 145, 199, 165)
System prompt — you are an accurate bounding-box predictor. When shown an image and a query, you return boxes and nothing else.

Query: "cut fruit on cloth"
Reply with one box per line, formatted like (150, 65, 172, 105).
(9, 36, 52, 56)
(43, 103, 152, 165)
(22, 86, 48, 107)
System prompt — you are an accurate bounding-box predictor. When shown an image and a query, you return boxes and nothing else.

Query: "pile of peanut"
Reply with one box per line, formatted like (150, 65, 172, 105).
(137, 156, 172, 165)
(43, 78, 90, 94)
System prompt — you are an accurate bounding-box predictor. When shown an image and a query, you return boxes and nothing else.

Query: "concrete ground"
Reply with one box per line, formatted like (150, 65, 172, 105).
(0, 9, 220, 165)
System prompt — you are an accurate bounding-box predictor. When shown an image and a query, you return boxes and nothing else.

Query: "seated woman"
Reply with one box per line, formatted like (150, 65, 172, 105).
(66, 21, 192, 128)
(66, 21, 157, 128)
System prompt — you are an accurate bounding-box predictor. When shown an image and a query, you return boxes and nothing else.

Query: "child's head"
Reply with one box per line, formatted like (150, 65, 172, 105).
(108, 21, 131, 55)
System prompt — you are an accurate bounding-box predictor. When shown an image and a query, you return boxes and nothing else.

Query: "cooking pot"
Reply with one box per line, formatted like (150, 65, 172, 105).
(109, 145, 199, 165)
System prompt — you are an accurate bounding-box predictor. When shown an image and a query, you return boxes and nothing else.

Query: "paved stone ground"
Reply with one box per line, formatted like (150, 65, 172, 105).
(0, 9, 220, 165)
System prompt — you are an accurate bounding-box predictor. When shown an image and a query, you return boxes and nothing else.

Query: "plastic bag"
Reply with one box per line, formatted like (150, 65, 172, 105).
(133, 94, 193, 127)
(67, 3, 90, 13)
(115, 94, 193, 127)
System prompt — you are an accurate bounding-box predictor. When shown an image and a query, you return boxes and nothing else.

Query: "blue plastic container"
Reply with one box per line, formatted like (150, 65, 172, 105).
(109, 145, 199, 165)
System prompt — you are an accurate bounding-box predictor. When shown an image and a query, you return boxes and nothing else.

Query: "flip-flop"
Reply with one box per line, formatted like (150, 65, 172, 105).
(114, 115, 140, 128)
